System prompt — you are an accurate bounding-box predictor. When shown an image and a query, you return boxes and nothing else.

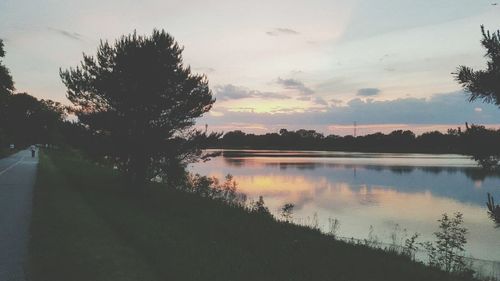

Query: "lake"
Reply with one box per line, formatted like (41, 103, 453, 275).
(190, 149, 500, 263)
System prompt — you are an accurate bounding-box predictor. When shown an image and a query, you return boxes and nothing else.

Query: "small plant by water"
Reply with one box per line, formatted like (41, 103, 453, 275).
(280, 203, 294, 222)
(403, 233, 420, 260)
(365, 225, 380, 247)
(250, 196, 271, 216)
(422, 212, 472, 276)
(388, 223, 407, 253)
(486, 193, 500, 225)
(327, 217, 341, 238)
(183, 173, 247, 206)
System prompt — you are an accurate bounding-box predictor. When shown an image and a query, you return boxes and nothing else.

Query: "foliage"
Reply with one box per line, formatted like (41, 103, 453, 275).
(327, 217, 341, 238)
(389, 224, 407, 250)
(423, 213, 471, 275)
(365, 225, 380, 247)
(461, 124, 500, 170)
(455, 26, 500, 170)
(280, 203, 294, 222)
(0, 39, 67, 152)
(0, 39, 14, 152)
(486, 193, 500, 226)
(403, 233, 420, 260)
(60, 30, 217, 187)
(217, 127, 500, 154)
(183, 173, 246, 206)
(456, 26, 500, 107)
(1, 92, 67, 147)
(249, 196, 271, 216)
(0, 39, 14, 96)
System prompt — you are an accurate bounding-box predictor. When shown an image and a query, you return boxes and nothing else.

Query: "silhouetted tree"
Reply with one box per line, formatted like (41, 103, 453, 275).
(2, 93, 66, 147)
(0, 39, 14, 151)
(280, 203, 294, 222)
(217, 128, 491, 154)
(251, 196, 271, 216)
(460, 124, 500, 170)
(0, 39, 14, 96)
(423, 212, 470, 274)
(455, 26, 500, 170)
(456, 26, 500, 106)
(60, 30, 216, 187)
(6, 93, 40, 145)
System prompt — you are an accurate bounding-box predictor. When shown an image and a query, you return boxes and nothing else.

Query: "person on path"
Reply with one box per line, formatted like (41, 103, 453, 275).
(30, 145, 35, 158)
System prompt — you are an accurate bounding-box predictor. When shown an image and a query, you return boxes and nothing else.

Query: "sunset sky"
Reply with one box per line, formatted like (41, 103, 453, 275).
(1, 0, 500, 135)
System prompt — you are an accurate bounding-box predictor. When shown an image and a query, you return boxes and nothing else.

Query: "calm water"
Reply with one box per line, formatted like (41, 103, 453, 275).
(190, 150, 500, 262)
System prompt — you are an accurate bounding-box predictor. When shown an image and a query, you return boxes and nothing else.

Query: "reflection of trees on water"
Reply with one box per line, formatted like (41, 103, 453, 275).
(220, 156, 500, 207)
(464, 169, 500, 181)
(388, 166, 414, 174)
(223, 156, 500, 181)
(222, 158, 245, 167)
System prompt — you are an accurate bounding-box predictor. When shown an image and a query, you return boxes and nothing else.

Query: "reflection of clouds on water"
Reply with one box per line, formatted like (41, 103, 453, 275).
(226, 158, 500, 181)
(217, 156, 500, 206)
(286, 190, 314, 211)
(190, 151, 500, 261)
(357, 185, 381, 206)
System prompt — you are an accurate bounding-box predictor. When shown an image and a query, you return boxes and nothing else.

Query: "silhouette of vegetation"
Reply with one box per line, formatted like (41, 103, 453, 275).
(182, 173, 246, 206)
(3, 93, 67, 146)
(388, 224, 407, 253)
(456, 26, 500, 106)
(280, 203, 294, 222)
(327, 217, 341, 238)
(0, 39, 68, 156)
(461, 124, 500, 171)
(250, 195, 271, 216)
(456, 26, 500, 170)
(60, 30, 218, 188)
(486, 193, 500, 226)
(403, 233, 420, 261)
(455, 27, 500, 220)
(0, 39, 14, 96)
(365, 225, 380, 248)
(0, 38, 15, 155)
(422, 212, 472, 276)
(216, 126, 500, 157)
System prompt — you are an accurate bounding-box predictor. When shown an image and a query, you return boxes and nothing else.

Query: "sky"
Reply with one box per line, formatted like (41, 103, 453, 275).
(1, 0, 500, 135)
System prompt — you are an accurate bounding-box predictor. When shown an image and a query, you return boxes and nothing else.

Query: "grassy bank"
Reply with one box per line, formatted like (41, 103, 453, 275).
(0, 147, 19, 158)
(29, 149, 476, 281)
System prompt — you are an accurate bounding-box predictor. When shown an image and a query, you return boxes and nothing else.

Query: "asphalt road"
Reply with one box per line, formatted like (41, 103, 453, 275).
(0, 149, 38, 281)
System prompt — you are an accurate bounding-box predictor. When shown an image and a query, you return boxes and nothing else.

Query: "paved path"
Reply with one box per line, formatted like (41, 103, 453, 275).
(0, 149, 38, 281)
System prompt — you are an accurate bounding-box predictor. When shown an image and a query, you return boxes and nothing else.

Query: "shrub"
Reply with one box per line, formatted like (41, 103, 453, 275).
(423, 212, 472, 275)
(280, 203, 294, 222)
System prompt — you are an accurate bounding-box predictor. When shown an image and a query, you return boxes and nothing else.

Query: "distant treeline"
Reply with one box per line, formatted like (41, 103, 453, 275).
(214, 126, 500, 156)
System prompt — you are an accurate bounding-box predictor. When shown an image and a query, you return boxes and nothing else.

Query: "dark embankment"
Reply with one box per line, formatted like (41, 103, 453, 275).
(29, 149, 477, 281)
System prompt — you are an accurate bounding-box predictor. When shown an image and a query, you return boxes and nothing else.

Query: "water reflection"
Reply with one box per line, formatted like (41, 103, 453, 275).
(190, 150, 500, 262)
(220, 157, 499, 206)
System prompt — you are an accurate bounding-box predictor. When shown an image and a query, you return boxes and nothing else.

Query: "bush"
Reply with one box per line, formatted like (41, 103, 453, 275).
(280, 203, 294, 222)
(183, 173, 246, 206)
(423, 212, 471, 275)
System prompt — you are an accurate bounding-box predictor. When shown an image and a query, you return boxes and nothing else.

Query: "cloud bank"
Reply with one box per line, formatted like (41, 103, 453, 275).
(357, 88, 381, 97)
(276, 78, 314, 95)
(201, 91, 500, 132)
(266, 28, 300, 36)
(214, 84, 290, 101)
